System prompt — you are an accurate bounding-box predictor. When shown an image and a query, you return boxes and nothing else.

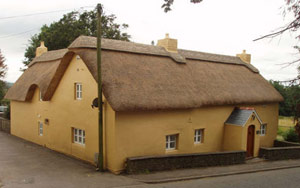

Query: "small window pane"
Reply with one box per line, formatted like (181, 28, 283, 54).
(170, 142, 175, 148)
(74, 136, 78, 141)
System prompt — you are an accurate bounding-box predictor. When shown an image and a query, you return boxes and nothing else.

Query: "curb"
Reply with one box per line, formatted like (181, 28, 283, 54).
(140, 164, 300, 184)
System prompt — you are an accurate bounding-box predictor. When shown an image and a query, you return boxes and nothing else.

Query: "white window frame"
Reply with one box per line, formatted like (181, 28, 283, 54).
(75, 83, 82, 100)
(39, 91, 43, 101)
(38, 121, 43, 136)
(73, 128, 85, 145)
(260, 124, 267, 136)
(166, 134, 177, 150)
(194, 129, 204, 144)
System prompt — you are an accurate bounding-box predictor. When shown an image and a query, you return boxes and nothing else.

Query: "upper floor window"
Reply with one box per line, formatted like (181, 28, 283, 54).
(261, 124, 267, 136)
(194, 129, 204, 144)
(75, 83, 82, 100)
(166, 134, 177, 150)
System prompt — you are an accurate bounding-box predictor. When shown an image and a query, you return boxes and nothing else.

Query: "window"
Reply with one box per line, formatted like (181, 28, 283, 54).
(39, 91, 43, 101)
(194, 129, 204, 144)
(261, 124, 267, 136)
(166, 134, 177, 150)
(38, 122, 43, 136)
(73, 128, 85, 145)
(75, 83, 82, 100)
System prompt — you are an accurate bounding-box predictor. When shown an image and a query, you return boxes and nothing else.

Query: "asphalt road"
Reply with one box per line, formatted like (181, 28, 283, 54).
(122, 167, 300, 188)
(2, 131, 300, 188)
(0, 131, 141, 188)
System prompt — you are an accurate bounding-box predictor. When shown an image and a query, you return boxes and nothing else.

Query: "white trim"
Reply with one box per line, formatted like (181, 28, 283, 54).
(73, 128, 85, 145)
(194, 129, 203, 144)
(38, 121, 43, 136)
(166, 134, 177, 150)
(260, 124, 267, 136)
(75, 83, 82, 100)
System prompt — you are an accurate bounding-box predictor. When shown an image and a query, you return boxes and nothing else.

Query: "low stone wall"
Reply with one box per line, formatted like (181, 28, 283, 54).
(126, 150, 246, 174)
(259, 146, 300, 160)
(0, 118, 10, 134)
(274, 140, 300, 147)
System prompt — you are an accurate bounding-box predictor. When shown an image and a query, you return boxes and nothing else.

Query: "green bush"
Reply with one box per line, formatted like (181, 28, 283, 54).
(277, 127, 285, 136)
(283, 128, 299, 142)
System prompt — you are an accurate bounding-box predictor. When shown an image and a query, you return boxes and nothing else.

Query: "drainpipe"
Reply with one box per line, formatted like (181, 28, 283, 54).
(97, 3, 104, 171)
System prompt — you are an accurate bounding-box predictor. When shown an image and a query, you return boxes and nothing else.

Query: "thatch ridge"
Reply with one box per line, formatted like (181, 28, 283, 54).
(5, 36, 283, 111)
(28, 49, 68, 67)
(69, 36, 257, 72)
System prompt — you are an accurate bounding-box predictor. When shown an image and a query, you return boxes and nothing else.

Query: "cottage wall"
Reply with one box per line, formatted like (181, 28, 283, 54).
(10, 55, 116, 168)
(112, 103, 279, 173)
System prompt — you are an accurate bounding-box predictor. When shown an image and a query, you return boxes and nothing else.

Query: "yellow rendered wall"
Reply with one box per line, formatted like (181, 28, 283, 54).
(10, 55, 115, 167)
(112, 103, 279, 173)
(223, 115, 262, 157)
(223, 125, 243, 151)
(254, 103, 279, 147)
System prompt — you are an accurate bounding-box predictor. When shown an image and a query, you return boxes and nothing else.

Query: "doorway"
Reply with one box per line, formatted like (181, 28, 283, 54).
(247, 125, 255, 157)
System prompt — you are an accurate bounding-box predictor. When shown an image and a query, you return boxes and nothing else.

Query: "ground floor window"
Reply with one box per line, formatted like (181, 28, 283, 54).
(166, 134, 177, 150)
(194, 129, 204, 143)
(38, 121, 43, 136)
(73, 128, 85, 145)
(260, 124, 267, 136)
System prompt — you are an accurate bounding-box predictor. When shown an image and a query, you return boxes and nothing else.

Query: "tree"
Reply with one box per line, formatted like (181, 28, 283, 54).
(0, 50, 8, 107)
(161, 0, 203, 12)
(0, 50, 7, 79)
(23, 7, 131, 66)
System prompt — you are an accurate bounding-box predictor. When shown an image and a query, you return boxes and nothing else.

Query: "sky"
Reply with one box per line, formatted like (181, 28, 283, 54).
(0, 0, 299, 83)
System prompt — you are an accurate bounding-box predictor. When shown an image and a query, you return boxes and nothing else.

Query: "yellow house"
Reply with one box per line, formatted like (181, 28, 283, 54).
(5, 34, 283, 174)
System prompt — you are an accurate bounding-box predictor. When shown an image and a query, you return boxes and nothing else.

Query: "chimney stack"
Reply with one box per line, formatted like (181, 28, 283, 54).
(157, 33, 178, 53)
(236, 50, 251, 64)
(36, 41, 48, 57)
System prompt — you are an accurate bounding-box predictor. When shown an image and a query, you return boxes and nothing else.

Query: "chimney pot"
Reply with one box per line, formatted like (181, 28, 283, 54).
(157, 34, 178, 53)
(237, 50, 251, 64)
(36, 41, 48, 57)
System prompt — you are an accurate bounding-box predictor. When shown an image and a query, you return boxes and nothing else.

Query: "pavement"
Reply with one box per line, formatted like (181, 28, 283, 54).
(2, 130, 300, 187)
(0, 131, 141, 188)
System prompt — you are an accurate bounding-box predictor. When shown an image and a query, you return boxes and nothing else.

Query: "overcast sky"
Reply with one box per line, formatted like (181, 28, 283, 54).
(0, 0, 299, 83)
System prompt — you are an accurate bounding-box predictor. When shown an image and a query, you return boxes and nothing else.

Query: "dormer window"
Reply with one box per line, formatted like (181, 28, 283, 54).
(75, 83, 82, 100)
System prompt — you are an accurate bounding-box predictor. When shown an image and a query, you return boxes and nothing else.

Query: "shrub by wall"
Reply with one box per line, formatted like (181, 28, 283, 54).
(126, 151, 246, 174)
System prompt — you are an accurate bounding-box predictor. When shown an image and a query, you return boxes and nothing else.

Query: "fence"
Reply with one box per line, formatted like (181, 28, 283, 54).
(0, 117, 10, 134)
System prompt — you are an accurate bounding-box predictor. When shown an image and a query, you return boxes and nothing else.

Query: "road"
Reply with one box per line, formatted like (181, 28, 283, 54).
(1, 131, 300, 188)
(122, 167, 300, 188)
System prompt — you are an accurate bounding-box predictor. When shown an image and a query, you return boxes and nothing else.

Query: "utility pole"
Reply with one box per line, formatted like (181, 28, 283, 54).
(96, 3, 104, 171)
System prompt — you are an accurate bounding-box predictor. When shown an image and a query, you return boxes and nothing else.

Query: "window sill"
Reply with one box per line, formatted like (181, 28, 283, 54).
(194, 142, 204, 146)
(72, 143, 86, 147)
(165, 149, 178, 153)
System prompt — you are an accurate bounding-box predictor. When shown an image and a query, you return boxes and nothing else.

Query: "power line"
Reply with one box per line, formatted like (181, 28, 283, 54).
(0, 28, 39, 39)
(0, 6, 95, 21)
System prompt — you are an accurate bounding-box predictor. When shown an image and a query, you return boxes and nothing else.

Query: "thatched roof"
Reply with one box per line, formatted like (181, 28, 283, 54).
(5, 36, 283, 111)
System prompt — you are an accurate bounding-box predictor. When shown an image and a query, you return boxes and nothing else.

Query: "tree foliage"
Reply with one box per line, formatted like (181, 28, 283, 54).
(161, 0, 203, 12)
(270, 80, 300, 118)
(0, 50, 7, 79)
(0, 50, 8, 106)
(23, 8, 131, 66)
